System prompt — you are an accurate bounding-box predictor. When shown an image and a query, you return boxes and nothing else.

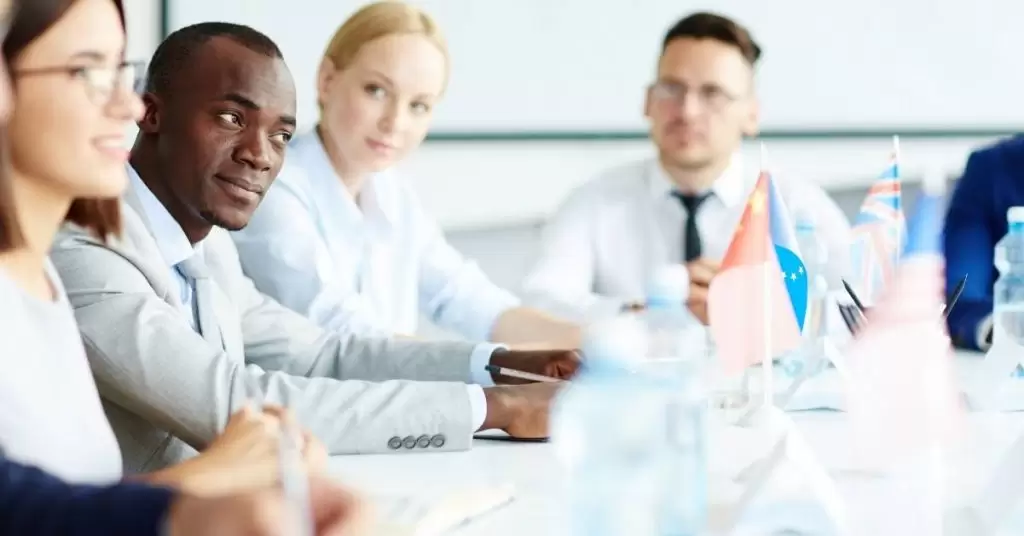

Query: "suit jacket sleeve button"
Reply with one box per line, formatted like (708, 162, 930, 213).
(402, 436, 417, 449)
(387, 436, 403, 450)
(430, 434, 446, 448)
(416, 435, 431, 448)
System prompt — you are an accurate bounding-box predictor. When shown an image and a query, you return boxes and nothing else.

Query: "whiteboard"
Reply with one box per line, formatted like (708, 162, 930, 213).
(168, 0, 1024, 133)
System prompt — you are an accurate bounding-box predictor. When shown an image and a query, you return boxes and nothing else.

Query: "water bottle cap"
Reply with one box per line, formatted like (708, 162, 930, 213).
(646, 265, 690, 305)
(794, 210, 816, 232)
(580, 316, 648, 365)
(1009, 207, 1024, 224)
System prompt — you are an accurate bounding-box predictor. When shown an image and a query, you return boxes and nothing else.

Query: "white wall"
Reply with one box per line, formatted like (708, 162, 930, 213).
(123, 0, 161, 63)
(166, 0, 1024, 133)
(401, 135, 998, 231)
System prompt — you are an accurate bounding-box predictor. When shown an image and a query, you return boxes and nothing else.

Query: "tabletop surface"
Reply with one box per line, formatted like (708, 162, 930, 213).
(328, 351, 1024, 535)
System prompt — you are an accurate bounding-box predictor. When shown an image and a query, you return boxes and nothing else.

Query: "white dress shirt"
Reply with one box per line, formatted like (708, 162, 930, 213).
(522, 156, 852, 321)
(232, 131, 521, 342)
(128, 166, 491, 431)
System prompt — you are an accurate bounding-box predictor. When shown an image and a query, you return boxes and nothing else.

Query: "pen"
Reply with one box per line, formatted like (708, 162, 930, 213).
(484, 365, 562, 383)
(943, 274, 968, 318)
(841, 279, 867, 313)
(837, 303, 860, 335)
(244, 374, 313, 536)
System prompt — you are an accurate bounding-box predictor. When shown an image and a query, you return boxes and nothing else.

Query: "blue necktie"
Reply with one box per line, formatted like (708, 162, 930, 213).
(176, 254, 224, 350)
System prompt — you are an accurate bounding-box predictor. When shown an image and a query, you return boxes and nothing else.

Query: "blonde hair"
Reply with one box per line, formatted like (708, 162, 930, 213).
(322, 2, 449, 91)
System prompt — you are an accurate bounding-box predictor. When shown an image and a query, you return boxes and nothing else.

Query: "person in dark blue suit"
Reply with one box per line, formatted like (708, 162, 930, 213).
(0, 452, 363, 536)
(0, 453, 175, 535)
(944, 135, 1024, 350)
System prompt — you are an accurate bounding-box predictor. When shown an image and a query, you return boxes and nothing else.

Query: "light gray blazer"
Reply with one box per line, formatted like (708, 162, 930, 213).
(50, 190, 478, 472)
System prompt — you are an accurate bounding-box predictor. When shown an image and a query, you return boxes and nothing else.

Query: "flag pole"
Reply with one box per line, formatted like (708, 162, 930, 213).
(760, 142, 773, 410)
(892, 135, 902, 272)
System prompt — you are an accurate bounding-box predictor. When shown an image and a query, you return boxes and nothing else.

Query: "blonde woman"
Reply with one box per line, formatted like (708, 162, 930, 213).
(232, 1, 580, 348)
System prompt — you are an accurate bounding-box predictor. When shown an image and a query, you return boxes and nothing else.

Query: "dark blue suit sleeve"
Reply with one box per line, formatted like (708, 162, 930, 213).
(944, 149, 999, 350)
(0, 456, 176, 536)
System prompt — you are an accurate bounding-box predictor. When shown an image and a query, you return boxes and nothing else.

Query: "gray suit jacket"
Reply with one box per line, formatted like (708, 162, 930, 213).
(50, 191, 479, 471)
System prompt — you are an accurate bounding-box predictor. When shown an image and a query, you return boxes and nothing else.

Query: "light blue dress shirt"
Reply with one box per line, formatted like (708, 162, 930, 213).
(231, 130, 521, 341)
(127, 166, 492, 430)
(127, 166, 205, 330)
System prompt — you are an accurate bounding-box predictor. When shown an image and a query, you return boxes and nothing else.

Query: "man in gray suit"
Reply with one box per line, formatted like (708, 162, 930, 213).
(50, 22, 577, 472)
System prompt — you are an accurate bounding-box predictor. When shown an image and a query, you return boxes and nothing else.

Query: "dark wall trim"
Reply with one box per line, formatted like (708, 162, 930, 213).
(159, 0, 170, 39)
(426, 128, 1020, 143)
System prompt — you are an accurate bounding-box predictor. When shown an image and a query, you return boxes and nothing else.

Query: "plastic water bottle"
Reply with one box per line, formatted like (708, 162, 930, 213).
(783, 216, 831, 377)
(640, 265, 704, 360)
(991, 207, 1024, 376)
(553, 316, 708, 536)
(795, 215, 829, 305)
(640, 266, 709, 534)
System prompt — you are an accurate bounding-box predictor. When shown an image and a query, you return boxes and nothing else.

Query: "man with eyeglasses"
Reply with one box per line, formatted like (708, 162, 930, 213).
(522, 12, 850, 324)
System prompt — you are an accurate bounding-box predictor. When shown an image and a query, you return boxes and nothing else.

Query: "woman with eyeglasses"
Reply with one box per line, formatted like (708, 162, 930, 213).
(0, 0, 326, 495)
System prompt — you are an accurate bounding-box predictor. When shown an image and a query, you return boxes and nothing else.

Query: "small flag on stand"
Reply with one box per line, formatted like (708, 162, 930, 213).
(767, 175, 809, 331)
(844, 168, 962, 535)
(849, 137, 905, 304)
(846, 174, 962, 462)
(708, 171, 802, 376)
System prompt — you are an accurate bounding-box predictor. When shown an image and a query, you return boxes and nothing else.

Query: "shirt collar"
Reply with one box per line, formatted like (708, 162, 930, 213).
(292, 129, 396, 238)
(127, 165, 200, 269)
(647, 152, 748, 208)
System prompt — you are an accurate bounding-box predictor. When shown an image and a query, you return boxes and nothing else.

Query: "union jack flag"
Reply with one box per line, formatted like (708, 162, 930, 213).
(845, 186, 964, 535)
(850, 156, 905, 304)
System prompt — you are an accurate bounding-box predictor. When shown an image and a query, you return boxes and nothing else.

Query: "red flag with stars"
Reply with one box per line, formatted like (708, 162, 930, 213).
(707, 173, 802, 376)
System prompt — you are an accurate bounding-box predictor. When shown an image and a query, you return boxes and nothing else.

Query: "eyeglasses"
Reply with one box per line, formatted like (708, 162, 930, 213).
(649, 81, 742, 112)
(12, 60, 144, 105)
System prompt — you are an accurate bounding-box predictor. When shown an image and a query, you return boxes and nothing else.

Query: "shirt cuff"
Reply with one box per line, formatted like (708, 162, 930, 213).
(469, 343, 502, 386)
(977, 314, 994, 351)
(466, 384, 487, 432)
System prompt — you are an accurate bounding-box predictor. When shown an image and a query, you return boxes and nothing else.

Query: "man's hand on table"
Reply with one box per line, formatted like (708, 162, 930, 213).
(487, 348, 580, 384)
(477, 348, 581, 439)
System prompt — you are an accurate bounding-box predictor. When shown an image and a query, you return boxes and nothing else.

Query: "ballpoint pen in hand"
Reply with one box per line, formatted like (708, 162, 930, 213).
(244, 373, 313, 536)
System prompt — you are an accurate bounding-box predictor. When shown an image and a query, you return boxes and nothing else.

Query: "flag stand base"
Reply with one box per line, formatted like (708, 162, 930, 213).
(945, 428, 1024, 535)
(716, 406, 849, 535)
(735, 338, 849, 426)
(963, 343, 1024, 411)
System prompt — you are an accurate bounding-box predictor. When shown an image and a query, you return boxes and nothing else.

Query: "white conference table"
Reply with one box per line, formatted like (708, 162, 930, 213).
(328, 351, 1024, 535)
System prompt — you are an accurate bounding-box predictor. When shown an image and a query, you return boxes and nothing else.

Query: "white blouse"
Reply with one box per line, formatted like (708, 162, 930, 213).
(0, 261, 122, 484)
(233, 131, 521, 340)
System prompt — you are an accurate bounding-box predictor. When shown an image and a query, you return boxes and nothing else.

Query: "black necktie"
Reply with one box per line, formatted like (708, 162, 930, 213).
(672, 192, 712, 262)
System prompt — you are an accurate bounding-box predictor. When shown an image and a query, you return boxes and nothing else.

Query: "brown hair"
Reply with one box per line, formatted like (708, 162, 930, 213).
(662, 12, 761, 66)
(319, 1, 449, 111)
(0, 128, 20, 251)
(0, 0, 126, 248)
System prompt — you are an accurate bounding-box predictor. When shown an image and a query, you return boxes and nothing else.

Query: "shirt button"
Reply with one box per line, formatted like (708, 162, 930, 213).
(430, 434, 446, 448)
(387, 436, 403, 450)
(415, 435, 431, 449)
(402, 435, 417, 449)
